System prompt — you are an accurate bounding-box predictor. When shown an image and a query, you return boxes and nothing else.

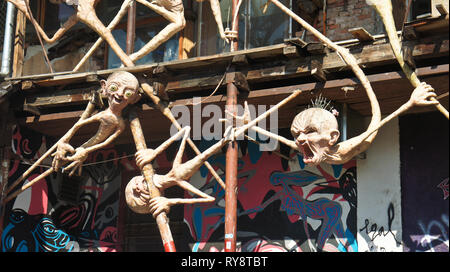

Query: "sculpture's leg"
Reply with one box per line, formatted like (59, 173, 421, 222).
(73, 0, 133, 72)
(129, 16, 186, 62)
(76, 5, 134, 67)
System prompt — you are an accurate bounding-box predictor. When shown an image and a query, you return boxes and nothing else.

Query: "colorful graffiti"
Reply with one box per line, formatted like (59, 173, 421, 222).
(2, 125, 126, 252)
(183, 136, 358, 252)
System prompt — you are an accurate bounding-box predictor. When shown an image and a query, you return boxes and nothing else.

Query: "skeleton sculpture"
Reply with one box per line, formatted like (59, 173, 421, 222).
(3, 71, 141, 203)
(7, 0, 138, 66)
(243, 82, 438, 166)
(125, 90, 302, 217)
(51, 71, 141, 175)
(235, 0, 441, 166)
(8, 0, 231, 71)
(126, 126, 227, 216)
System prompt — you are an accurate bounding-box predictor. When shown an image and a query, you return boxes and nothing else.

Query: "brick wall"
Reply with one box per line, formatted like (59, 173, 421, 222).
(301, 0, 385, 42)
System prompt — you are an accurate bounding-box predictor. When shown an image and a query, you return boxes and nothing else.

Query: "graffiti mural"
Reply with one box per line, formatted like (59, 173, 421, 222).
(183, 136, 358, 252)
(2, 125, 127, 252)
(400, 112, 449, 252)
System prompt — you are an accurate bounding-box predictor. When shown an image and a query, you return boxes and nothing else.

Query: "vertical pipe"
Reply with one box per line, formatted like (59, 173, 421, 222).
(342, 103, 348, 141)
(224, 0, 239, 253)
(1, 2, 16, 77)
(126, 0, 136, 55)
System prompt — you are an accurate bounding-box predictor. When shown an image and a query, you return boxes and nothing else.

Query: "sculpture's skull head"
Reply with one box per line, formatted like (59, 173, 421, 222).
(101, 71, 141, 114)
(290, 107, 340, 165)
(125, 176, 151, 214)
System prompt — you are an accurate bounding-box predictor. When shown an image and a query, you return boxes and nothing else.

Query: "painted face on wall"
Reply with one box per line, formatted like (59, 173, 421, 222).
(290, 107, 340, 165)
(101, 71, 140, 114)
(125, 176, 151, 214)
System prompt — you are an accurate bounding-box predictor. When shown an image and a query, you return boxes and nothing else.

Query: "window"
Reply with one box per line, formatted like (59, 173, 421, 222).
(104, 0, 181, 68)
(197, 0, 292, 56)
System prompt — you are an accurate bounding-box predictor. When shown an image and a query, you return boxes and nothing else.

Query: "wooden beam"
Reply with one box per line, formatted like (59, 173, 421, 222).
(435, 4, 448, 16)
(225, 72, 250, 93)
(306, 42, 328, 55)
(151, 66, 170, 101)
(283, 45, 301, 58)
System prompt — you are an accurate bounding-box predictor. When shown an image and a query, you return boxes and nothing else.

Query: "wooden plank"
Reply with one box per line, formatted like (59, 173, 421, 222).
(348, 27, 375, 42)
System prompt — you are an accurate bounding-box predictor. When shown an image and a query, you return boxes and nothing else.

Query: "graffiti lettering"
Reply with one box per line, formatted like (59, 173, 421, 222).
(359, 203, 402, 250)
(414, 214, 449, 252)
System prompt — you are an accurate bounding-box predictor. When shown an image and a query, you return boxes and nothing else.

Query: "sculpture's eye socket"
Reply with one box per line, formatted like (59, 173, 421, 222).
(124, 90, 134, 98)
(109, 84, 118, 92)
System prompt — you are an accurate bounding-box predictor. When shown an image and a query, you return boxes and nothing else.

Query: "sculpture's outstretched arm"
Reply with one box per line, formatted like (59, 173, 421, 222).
(367, 0, 448, 119)
(148, 180, 215, 217)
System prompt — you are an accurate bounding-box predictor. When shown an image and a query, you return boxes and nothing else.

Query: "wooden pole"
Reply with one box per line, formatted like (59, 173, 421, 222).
(224, 0, 240, 252)
(128, 109, 176, 252)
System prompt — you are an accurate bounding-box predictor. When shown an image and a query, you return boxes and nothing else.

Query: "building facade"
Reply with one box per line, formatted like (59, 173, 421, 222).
(0, 0, 448, 252)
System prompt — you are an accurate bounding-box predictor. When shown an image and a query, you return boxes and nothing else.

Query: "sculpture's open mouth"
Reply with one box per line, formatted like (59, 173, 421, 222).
(300, 143, 315, 164)
(112, 95, 123, 104)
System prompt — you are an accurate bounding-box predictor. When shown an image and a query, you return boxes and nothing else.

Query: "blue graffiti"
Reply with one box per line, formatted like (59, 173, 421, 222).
(2, 209, 75, 252)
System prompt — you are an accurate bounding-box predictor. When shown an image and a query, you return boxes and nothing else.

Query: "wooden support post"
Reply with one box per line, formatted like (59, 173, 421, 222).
(128, 109, 176, 252)
(224, 0, 240, 253)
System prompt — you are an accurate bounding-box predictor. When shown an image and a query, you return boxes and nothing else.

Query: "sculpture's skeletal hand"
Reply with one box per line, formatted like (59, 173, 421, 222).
(409, 82, 439, 107)
(52, 142, 75, 171)
(135, 148, 157, 169)
(148, 196, 173, 218)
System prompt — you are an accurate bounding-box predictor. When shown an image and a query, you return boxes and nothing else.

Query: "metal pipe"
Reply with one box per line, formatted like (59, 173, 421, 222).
(224, 0, 240, 253)
(342, 103, 348, 141)
(1, 2, 16, 77)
